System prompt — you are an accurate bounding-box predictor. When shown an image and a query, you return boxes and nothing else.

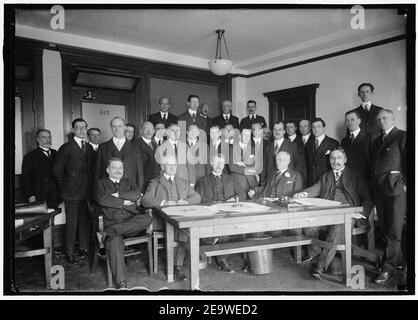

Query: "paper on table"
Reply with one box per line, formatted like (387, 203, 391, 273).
(161, 205, 218, 217)
(293, 198, 341, 207)
(209, 202, 271, 213)
(15, 219, 24, 227)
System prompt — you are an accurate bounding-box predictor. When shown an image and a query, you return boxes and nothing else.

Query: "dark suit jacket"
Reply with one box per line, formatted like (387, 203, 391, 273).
(21, 147, 60, 207)
(53, 139, 95, 201)
(262, 139, 306, 183)
(137, 137, 161, 192)
(178, 111, 207, 131)
(303, 168, 373, 218)
(348, 104, 383, 140)
(212, 114, 240, 129)
(95, 177, 142, 226)
(95, 139, 144, 192)
(341, 130, 372, 181)
(148, 112, 178, 128)
(142, 175, 201, 208)
(208, 140, 234, 174)
(305, 135, 339, 187)
(254, 168, 304, 198)
(371, 127, 407, 196)
(195, 172, 245, 203)
(185, 139, 210, 185)
(239, 115, 267, 130)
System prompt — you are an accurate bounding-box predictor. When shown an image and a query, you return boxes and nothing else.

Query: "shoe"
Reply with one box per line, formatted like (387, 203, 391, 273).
(66, 254, 77, 264)
(374, 271, 390, 285)
(242, 264, 250, 273)
(79, 249, 89, 259)
(217, 258, 235, 273)
(311, 267, 323, 280)
(174, 266, 188, 281)
(116, 281, 128, 289)
(301, 255, 314, 263)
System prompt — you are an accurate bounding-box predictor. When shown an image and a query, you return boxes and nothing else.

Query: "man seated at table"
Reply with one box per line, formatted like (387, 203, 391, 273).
(142, 154, 201, 281)
(195, 153, 246, 273)
(293, 147, 373, 280)
(95, 157, 152, 289)
(248, 151, 304, 199)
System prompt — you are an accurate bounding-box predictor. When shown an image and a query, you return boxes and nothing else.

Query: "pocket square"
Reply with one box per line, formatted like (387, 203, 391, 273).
(287, 181, 293, 184)
(325, 150, 330, 155)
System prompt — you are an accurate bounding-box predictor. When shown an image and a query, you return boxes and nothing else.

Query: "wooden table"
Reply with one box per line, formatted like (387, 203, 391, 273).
(156, 202, 362, 290)
(15, 209, 61, 289)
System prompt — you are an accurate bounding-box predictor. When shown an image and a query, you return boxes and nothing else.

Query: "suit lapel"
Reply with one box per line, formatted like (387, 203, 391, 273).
(380, 127, 398, 150)
(70, 139, 86, 160)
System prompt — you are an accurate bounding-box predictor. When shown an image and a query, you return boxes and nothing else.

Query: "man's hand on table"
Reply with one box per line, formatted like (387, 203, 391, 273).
(161, 200, 177, 206)
(177, 199, 188, 205)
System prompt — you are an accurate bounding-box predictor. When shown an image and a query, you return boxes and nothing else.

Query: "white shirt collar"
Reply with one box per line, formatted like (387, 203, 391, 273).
(169, 139, 177, 147)
(74, 136, 85, 148)
(249, 114, 256, 119)
(39, 146, 50, 152)
(253, 137, 261, 144)
(302, 133, 311, 143)
(212, 171, 222, 178)
(384, 126, 395, 136)
(224, 113, 230, 119)
(160, 111, 168, 118)
(200, 114, 207, 119)
(188, 138, 198, 145)
(163, 173, 175, 181)
(361, 101, 372, 110)
(188, 109, 196, 117)
(142, 136, 152, 144)
(288, 134, 297, 142)
(89, 142, 99, 151)
(239, 141, 248, 149)
(112, 136, 126, 144)
(275, 137, 284, 146)
(333, 167, 345, 176)
(314, 134, 325, 145)
(109, 177, 120, 184)
(349, 128, 361, 139)
(225, 138, 234, 144)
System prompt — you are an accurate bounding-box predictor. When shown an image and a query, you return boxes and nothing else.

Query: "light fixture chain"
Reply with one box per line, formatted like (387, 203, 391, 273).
(223, 34, 231, 60)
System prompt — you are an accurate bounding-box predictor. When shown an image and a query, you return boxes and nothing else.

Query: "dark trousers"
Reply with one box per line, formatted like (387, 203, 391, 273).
(64, 199, 91, 256)
(374, 184, 406, 270)
(303, 225, 341, 270)
(105, 214, 152, 284)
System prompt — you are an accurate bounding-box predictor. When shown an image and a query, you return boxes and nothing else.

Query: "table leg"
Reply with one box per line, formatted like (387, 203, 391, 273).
(43, 219, 52, 289)
(343, 216, 352, 286)
(188, 228, 200, 290)
(165, 221, 174, 282)
(294, 228, 302, 264)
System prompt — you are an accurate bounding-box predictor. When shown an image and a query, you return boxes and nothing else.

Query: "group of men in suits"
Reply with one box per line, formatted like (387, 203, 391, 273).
(20, 82, 407, 288)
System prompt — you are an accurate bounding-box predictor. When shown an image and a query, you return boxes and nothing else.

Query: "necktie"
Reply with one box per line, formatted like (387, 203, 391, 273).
(174, 143, 178, 156)
(274, 142, 279, 155)
(81, 141, 87, 154)
(225, 116, 229, 124)
(168, 177, 173, 184)
(192, 113, 196, 121)
(114, 181, 120, 190)
(335, 171, 340, 181)
(314, 138, 319, 151)
(350, 133, 355, 143)
(42, 149, 50, 157)
(158, 139, 162, 146)
(148, 142, 154, 150)
(163, 113, 167, 121)
(382, 132, 387, 143)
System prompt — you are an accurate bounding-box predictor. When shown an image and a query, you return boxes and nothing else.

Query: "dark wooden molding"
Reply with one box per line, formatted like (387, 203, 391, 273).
(233, 35, 406, 79)
(265, 83, 319, 128)
(15, 37, 232, 141)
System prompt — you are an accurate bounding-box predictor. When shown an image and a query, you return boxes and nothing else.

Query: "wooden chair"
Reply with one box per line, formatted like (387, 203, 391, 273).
(320, 208, 380, 271)
(90, 212, 153, 288)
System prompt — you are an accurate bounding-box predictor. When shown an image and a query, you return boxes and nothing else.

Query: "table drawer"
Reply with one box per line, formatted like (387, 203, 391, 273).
(200, 220, 290, 237)
(15, 219, 50, 243)
(288, 214, 344, 228)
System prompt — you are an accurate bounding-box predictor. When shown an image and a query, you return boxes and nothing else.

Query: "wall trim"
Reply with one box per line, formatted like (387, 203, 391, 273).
(232, 35, 406, 79)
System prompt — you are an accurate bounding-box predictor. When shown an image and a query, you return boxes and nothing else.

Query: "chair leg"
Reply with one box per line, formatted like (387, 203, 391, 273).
(147, 238, 153, 276)
(153, 234, 158, 274)
(90, 245, 99, 274)
(106, 254, 113, 288)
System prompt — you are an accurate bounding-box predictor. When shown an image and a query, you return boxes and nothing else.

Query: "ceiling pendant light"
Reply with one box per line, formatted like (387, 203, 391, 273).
(208, 29, 233, 76)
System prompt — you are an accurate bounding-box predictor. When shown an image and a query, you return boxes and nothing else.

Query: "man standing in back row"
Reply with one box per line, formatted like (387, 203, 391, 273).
(239, 100, 266, 130)
(347, 83, 383, 140)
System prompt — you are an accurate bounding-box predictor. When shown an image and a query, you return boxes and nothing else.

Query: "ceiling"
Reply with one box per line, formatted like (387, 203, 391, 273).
(15, 8, 406, 74)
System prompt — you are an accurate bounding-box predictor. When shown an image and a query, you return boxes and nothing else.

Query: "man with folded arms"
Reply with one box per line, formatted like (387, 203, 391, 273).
(95, 157, 151, 289)
(294, 147, 373, 280)
(142, 155, 201, 281)
(196, 153, 245, 273)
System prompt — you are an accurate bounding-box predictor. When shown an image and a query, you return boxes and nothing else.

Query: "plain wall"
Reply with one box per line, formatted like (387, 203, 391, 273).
(244, 40, 407, 141)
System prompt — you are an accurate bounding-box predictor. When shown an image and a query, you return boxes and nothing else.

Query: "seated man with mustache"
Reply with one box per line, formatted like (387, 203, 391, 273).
(293, 147, 373, 280)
